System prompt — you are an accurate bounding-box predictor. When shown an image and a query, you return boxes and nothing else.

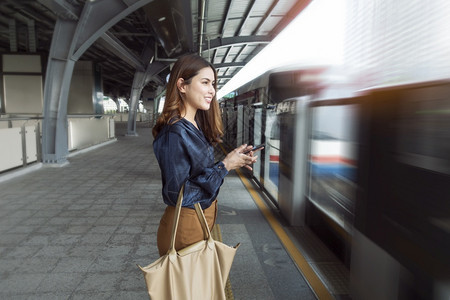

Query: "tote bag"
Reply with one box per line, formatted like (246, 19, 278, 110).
(138, 185, 240, 300)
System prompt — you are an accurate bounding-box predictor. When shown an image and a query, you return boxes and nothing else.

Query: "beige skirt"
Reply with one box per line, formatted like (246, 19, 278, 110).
(157, 200, 217, 257)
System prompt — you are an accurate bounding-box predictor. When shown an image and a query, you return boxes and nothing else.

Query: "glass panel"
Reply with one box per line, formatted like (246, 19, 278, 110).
(263, 108, 280, 201)
(307, 104, 359, 232)
(396, 92, 450, 175)
(253, 107, 263, 180)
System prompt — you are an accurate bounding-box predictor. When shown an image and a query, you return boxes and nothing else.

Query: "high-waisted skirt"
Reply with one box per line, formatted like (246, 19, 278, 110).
(157, 200, 217, 257)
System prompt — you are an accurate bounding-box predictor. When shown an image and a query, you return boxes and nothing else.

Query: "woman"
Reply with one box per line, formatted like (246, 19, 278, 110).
(152, 53, 259, 256)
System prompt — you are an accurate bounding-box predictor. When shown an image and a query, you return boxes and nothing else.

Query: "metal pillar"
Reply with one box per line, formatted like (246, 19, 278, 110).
(40, 0, 154, 164)
(127, 60, 169, 136)
(41, 18, 77, 164)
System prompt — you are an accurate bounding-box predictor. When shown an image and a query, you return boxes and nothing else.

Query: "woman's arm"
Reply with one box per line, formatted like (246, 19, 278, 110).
(155, 129, 260, 207)
(156, 131, 228, 207)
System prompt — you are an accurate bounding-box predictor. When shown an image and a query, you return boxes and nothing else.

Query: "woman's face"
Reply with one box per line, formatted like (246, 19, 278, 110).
(180, 67, 216, 114)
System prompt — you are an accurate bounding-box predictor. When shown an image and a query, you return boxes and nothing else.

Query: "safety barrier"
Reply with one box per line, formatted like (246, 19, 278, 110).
(0, 117, 40, 173)
(0, 112, 158, 174)
(112, 112, 153, 122)
(67, 116, 115, 151)
(0, 115, 116, 174)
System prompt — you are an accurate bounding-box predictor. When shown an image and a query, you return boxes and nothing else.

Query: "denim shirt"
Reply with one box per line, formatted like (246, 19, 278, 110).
(153, 118, 228, 209)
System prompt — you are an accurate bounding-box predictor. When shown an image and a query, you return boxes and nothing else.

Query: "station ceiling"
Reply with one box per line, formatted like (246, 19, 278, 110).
(0, 0, 311, 98)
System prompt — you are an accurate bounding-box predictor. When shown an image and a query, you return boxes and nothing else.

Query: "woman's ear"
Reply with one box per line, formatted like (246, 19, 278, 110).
(177, 78, 186, 93)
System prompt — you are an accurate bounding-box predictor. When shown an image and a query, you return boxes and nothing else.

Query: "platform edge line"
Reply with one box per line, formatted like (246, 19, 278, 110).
(235, 168, 334, 300)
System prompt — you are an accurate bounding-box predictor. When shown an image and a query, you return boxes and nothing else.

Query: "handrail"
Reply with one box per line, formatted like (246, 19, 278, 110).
(0, 116, 43, 121)
(67, 114, 106, 118)
(0, 114, 118, 174)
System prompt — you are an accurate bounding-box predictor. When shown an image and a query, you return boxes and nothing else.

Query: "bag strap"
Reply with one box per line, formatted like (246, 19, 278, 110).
(194, 202, 213, 242)
(168, 185, 183, 253)
(168, 185, 212, 254)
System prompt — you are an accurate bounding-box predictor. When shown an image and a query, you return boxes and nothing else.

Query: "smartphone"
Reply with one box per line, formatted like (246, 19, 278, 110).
(243, 143, 265, 154)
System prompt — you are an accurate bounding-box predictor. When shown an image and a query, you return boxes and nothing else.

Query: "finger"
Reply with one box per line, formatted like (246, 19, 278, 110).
(246, 155, 257, 162)
(243, 145, 253, 153)
(237, 144, 248, 152)
(247, 151, 258, 157)
(245, 158, 256, 165)
(242, 145, 254, 155)
(244, 165, 253, 171)
(254, 147, 264, 153)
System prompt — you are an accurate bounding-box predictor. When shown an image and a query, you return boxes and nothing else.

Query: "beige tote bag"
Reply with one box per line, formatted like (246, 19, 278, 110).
(138, 185, 240, 300)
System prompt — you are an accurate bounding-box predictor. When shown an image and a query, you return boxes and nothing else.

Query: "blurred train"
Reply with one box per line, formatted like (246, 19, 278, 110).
(219, 67, 450, 300)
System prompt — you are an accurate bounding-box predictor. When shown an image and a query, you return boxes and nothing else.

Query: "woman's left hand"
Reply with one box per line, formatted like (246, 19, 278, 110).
(222, 144, 261, 171)
(241, 145, 263, 170)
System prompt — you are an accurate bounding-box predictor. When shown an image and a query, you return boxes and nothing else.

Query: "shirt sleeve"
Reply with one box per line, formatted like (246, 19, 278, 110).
(158, 130, 228, 208)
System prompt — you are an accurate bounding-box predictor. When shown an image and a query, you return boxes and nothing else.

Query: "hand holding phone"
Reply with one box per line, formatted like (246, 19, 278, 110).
(243, 144, 265, 154)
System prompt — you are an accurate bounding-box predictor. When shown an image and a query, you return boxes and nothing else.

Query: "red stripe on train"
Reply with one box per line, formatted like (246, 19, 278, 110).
(310, 155, 355, 165)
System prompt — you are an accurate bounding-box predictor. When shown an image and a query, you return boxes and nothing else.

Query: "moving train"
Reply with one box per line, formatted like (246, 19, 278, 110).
(219, 66, 450, 300)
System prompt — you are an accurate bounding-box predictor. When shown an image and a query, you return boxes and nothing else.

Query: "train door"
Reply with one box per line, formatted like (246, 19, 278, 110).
(277, 96, 310, 226)
(236, 105, 244, 147)
(307, 102, 359, 233)
(305, 99, 361, 266)
(243, 105, 251, 146)
(237, 104, 254, 148)
(263, 105, 280, 202)
(223, 106, 237, 147)
(253, 105, 263, 182)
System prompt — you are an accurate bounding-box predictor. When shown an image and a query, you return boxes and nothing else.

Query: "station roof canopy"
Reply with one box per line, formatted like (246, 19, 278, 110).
(0, 0, 311, 97)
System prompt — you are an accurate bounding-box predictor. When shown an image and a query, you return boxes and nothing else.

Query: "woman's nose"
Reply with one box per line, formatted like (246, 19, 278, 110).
(209, 85, 215, 95)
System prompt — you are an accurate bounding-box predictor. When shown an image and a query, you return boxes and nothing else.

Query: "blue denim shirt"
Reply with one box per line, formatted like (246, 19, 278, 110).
(153, 118, 228, 209)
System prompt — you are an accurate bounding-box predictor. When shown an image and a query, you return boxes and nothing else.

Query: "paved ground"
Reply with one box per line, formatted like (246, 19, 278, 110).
(0, 122, 315, 300)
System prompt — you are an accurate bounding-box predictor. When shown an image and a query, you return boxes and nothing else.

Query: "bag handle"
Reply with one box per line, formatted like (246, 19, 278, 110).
(168, 185, 212, 255)
(194, 202, 213, 244)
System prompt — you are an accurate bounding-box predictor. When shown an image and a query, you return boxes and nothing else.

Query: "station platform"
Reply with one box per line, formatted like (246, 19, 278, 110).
(0, 122, 349, 300)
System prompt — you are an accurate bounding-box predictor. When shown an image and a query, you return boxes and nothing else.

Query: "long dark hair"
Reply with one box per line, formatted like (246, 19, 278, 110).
(152, 54, 223, 144)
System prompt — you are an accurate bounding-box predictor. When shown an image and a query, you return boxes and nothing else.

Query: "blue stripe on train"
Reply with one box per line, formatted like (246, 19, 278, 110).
(310, 163, 357, 181)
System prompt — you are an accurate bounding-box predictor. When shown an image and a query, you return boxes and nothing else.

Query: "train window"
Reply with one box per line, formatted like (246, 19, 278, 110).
(268, 69, 326, 103)
(307, 104, 359, 232)
(396, 90, 450, 175)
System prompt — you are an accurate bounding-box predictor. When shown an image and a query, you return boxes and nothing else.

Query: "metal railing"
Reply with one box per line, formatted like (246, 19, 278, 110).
(0, 116, 42, 172)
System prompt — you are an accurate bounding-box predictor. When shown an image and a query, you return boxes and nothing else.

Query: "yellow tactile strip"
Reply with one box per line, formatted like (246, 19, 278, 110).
(235, 168, 334, 300)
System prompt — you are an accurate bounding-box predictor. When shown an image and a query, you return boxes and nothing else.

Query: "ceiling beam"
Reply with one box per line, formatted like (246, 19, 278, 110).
(252, 0, 279, 35)
(37, 0, 81, 21)
(236, 0, 256, 36)
(234, 43, 247, 62)
(214, 62, 245, 69)
(270, 0, 312, 37)
(99, 32, 146, 71)
(72, 0, 154, 60)
(204, 35, 270, 52)
(220, 0, 235, 36)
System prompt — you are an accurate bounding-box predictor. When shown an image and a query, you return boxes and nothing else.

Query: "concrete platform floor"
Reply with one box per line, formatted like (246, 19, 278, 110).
(0, 122, 318, 300)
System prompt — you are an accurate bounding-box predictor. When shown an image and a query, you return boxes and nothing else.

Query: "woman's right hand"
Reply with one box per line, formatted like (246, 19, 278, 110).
(222, 144, 258, 171)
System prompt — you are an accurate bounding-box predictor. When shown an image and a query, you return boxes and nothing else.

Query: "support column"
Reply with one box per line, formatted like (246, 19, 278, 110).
(126, 50, 169, 136)
(40, 0, 154, 164)
(126, 74, 144, 136)
(41, 18, 77, 164)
